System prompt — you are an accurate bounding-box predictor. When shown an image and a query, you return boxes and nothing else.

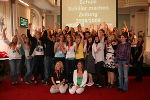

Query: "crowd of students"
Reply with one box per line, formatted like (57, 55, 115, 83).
(2, 22, 144, 94)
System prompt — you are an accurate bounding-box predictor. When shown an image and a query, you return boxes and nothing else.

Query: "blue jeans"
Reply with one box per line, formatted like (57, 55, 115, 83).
(25, 59, 32, 82)
(118, 61, 129, 91)
(44, 56, 54, 82)
(9, 59, 21, 82)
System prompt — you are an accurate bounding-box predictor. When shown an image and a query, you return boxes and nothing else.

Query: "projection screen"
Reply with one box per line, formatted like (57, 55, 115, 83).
(61, 0, 117, 29)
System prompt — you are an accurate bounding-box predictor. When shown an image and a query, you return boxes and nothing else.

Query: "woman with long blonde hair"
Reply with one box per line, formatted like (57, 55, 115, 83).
(50, 61, 68, 94)
(3, 28, 21, 85)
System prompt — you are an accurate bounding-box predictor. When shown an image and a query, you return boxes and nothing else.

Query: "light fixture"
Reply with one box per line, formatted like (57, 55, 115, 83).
(18, 0, 29, 6)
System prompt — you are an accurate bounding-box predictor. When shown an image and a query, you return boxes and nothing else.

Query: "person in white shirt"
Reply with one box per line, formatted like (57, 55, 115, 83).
(65, 34, 76, 84)
(69, 61, 87, 94)
(3, 28, 21, 85)
(92, 35, 105, 88)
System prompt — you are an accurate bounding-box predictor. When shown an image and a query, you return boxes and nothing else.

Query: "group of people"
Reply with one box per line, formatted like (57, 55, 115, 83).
(2, 22, 144, 94)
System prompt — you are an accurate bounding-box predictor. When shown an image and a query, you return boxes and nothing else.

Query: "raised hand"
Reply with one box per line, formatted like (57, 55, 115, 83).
(3, 27, 7, 40)
(28, 23, 32, 29)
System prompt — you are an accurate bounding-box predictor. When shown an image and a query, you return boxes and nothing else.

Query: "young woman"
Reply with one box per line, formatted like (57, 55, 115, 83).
(75, 32, 84, 64)
(134, 36, 144, 82)
(105, 35, 117, 88)
(116, 33, 131, 92)
(69, 61, 87, 94)
(3, 28, 21, 85)
(54, 34, 66, 65)
(50, 61, 68, 94)
(65, 34, 76, 84)
(84, 36, 95, 86)
(18, 34, 32, 84)
(92, 35, 105, 88)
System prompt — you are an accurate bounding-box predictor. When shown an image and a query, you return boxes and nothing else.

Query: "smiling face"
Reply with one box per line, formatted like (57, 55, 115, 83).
(12, 36, 18, 44)
(95, 36, 99, 43)
(75, 35, 81, 44)
(66, 35, 72, 42)
(120, 35, 127, 43)
(77, 62, 83, 70)
(88, 37, 93, 43)
(55, 63, 61, 71)
(35, 32, 41, 40)
(59, 35, 64, 42)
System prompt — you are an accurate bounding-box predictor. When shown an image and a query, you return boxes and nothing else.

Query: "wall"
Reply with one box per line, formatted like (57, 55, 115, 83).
(16, 3, 30, 34)
(118, 6, 150, 64)
(0, 1, 11, 52)
(118, 14, 130, 30)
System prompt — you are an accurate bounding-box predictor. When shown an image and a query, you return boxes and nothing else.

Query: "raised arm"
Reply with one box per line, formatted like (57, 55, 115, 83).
(3, 27, 7, 40)
(79, 32, 84, 43)
(27, 23, 33, 40)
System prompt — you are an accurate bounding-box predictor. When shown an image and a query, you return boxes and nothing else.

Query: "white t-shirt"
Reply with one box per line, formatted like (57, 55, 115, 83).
(65, 42, 76, 59)
(4, 40, 21, 60)
(92, 42, 105, 63)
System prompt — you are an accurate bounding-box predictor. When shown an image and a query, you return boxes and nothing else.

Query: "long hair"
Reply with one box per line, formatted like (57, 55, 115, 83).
(86, 35, 94, 52)
(54, 61, 64, 73)
(77, 61, 85, 73)
(66, 34, 73, 46)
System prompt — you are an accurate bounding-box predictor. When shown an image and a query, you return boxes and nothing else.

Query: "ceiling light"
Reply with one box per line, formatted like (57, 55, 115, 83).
(18, 0, 29, 6)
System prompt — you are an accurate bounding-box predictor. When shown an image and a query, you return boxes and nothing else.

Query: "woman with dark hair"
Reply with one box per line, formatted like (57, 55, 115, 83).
(92, 35, 105, 88)
(75, 32, 84, 64)
(69, 61, 87, 94)
(134, 36, 144, 82)
(84, 35, 95, 86)
(116, 33, 131, 92)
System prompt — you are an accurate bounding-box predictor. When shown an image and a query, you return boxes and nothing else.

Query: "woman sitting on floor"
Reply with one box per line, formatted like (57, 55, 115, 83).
(50, 61, 68, 94)
(69, 61, 87, 94)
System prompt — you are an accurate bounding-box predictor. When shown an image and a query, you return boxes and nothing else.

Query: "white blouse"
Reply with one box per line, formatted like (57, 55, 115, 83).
(73, 70, 87, 88)
(65, 42, 76, 59)
(4, 40, 21, 60)
(92, 42, 105, 63)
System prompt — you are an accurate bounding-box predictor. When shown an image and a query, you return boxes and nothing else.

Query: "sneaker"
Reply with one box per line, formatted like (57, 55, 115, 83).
(95, 83, 99, 86)
(107, 83, 111, 88)
(34, 80, 38, 84)
(11, 82, 15, 85)
(15, 81, 18, 85)
(25, 81, 31, 84)
(97, 85, 102, 88)
(44, 81, 49, 85)
(20, 78, 24, 82)
(87, 82, 94, 86)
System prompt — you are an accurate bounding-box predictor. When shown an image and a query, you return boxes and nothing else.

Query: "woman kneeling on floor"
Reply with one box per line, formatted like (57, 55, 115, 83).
(69, 61, 87, 94)
(50, 61, 68, 94)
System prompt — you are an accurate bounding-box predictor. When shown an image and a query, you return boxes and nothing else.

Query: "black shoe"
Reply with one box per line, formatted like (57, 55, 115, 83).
(110, 84, 115, 88)
(107, 83, 111, 88)
(135, 78, 143, 82)
(44, 81, 49, 85)
(122, 89, 128, 92)
(117, 88, 123, 92)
